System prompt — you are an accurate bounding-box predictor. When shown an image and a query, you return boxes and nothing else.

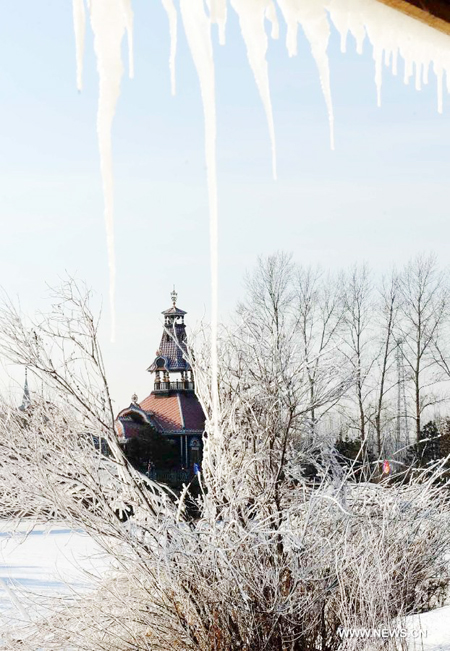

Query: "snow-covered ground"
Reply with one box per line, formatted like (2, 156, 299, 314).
(406, 607, 450, 651)
(0, 518, 449, 649)
(0, 519, 110, 638)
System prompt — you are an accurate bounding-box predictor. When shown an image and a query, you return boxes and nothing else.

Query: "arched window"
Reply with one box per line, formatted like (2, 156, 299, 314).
(189, 437, 201, 467)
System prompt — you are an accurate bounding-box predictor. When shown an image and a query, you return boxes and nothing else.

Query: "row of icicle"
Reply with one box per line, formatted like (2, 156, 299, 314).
(72, 0, 450, 431)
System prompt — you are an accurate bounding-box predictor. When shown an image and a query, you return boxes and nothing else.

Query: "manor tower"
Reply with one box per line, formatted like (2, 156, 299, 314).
(116, 290, 204, 470)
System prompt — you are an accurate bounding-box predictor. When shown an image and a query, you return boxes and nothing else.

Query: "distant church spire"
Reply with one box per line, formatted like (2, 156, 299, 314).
(19, 367, 31, 411)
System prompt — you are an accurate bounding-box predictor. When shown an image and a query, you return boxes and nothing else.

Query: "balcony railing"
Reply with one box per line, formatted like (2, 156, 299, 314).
(148, 469, 194, 487)
(154, 380, 194, 392)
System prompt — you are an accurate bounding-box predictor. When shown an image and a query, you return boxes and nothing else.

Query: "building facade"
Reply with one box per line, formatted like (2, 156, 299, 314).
(116, 290, 205, 470)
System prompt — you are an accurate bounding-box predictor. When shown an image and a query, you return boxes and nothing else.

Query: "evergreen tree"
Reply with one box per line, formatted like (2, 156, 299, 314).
(124, 423, 179, 473)
(416, 420, 440, 465)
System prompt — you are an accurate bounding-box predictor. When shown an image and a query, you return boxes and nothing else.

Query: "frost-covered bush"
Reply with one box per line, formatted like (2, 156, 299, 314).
(0, 277, 449, 650)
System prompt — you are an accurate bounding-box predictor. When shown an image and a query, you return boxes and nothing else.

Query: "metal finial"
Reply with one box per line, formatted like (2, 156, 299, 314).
(171, 285, 177, 307)
(131, 393, 138, 404)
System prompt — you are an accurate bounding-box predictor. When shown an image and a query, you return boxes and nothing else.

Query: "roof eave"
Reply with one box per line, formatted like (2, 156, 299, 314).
(376, 0, 450, 36)
(162, 307, 187, 316)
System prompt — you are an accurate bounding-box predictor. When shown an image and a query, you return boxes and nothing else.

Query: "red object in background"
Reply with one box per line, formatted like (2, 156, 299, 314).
(382, 460, 391, 475)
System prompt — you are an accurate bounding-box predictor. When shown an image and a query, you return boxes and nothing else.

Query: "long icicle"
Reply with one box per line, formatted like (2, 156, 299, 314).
(210, 0, 228, 45)
(161, 0, 178, 95)
(231, 0, 278, 179)
(72, 0, 86, 91)
(180, 0, 220, 435)
(121, 0, 135, 79)
(89, 0, 129, 342)
(75, 0, 450, 346)
(277, 0, 335, 150)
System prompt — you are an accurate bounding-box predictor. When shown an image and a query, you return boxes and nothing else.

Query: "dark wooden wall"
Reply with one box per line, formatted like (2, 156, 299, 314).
(406, 0, 450, 23)
(377, 0, 450, 35)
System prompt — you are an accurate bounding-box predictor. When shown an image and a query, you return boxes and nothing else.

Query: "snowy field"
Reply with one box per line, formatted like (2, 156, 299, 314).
(0, 520, 110, 641)
(0, 519, 449, 649)
(406, 607, 450, 651)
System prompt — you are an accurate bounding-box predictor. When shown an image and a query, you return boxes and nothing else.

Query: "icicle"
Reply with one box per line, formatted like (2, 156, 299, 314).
(305, 23, 335, 149)
(392, 49, 398, 76)
(326, 0, 349, 53)
(276, 0, 298, 56)
(265, 2, 279, 40)
(436, 66, 443, 113)
(374, 47, 383, 107)
(231, 0, 277, 179)
(121, 0, 134, 78)
(415, 62, 422, 91)
(179, 0, 219, 431)
(328, 0, 450, 115)
(355, 33, 364, 55)
(72, 0, 86, 91)
(404, 58, 413, 85)
(210, 0, 228, 45)
(284, 21, 298, 57)
(277, 0, 335, 150)
(161, 0, 178, 95)
(75, 0, 450, 346)
(89, 0, 128, 342)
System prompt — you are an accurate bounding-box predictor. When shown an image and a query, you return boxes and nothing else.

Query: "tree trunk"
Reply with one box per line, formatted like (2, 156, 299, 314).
(415, 367, 421, 444)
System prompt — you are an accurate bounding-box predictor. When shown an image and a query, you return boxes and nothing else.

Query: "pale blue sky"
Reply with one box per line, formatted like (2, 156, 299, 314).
(0, 2, 449, 408)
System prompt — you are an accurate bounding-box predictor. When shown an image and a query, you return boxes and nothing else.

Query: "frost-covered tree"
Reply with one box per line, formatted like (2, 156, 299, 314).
(295, 265, 345, 437)
(371, 269, 400, 457)
(397, 253, 449, 444)
(340, 264, 375, 445)
(0, 274, 449, 650)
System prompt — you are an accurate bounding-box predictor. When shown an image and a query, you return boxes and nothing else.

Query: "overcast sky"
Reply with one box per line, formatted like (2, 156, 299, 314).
(0, 2, 449, 409)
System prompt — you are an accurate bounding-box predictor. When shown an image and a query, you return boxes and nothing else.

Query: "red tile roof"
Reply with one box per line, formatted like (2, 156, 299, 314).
(179, 393, 205, 430)
(139, 392, 205, 433)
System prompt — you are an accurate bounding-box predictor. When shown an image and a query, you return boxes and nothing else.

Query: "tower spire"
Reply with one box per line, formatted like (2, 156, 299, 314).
(147, 293, 193, 393)
(19, 367, 31, 411)
(171, 285, 177, 307)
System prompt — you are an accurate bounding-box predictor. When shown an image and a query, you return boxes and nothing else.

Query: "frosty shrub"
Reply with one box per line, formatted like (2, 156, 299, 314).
(0, 274, 449, 650)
